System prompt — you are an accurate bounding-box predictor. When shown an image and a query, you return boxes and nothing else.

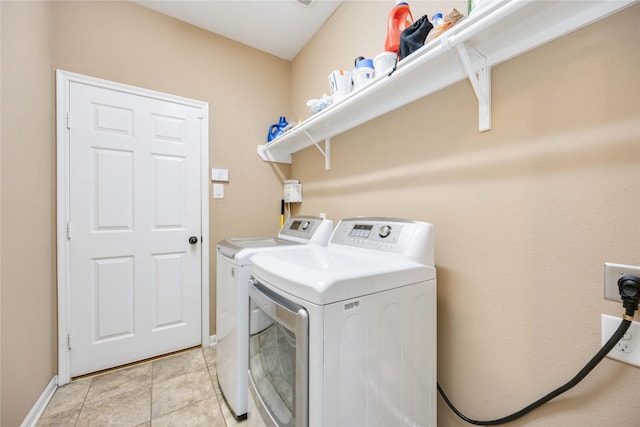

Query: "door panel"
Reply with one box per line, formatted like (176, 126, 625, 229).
(94, 256, 135, 341)
(68, 81, 202, 376)
(152, 154, 186, 229)
(152, 252, 187, 329)
(94, 148, 134, 231)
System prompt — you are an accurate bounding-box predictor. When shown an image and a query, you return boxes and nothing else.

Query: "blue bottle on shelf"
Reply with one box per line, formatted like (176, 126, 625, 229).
(267, 116, 289, 142)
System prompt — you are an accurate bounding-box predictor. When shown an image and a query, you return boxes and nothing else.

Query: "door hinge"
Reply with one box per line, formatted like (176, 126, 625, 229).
(66, 221, 72, 240)
(67, 332, 72, 350)
(66, 112, 72, 129)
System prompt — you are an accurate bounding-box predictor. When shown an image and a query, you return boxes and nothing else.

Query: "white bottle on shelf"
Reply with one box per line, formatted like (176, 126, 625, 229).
(431, 13, 444, 29)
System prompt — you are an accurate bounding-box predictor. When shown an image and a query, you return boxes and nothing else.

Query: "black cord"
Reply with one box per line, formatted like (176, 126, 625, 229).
(387, 55, 399, 77)
(438, 317, 632, 425)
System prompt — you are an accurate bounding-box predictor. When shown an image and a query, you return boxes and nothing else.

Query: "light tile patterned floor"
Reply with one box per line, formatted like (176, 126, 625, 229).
(37, 347, 246, 427)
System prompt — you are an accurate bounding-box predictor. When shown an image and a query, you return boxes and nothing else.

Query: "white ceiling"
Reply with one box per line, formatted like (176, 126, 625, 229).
(133, 0, 344, 61)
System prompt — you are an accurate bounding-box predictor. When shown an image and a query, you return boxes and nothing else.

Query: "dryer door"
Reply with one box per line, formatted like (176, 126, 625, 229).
(248, 279, 309, 427)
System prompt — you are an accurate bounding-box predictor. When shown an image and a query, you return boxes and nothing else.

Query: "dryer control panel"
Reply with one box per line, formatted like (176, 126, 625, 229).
(331, 217, 435, 266)
(346, 223, 403, 243)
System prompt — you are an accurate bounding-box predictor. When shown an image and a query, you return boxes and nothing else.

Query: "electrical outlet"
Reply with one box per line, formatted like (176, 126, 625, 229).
(601, 314, 640, 367)
(604, 263, 640, 302)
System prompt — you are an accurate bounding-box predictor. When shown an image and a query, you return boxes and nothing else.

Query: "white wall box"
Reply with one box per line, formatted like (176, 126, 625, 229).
(257, 0, 636, 170)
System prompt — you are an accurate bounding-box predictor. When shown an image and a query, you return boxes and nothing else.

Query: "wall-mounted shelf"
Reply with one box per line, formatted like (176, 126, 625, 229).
(257, 0, 635, 170)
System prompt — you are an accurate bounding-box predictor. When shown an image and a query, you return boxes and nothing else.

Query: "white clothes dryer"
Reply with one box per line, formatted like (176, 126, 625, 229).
(247, 217, 436, 427)
(216, 216, 333, 418)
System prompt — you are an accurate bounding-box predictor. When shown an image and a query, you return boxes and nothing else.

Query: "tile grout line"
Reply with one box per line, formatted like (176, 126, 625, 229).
(150, 347, 208, 423)
(149, 349, 226, 425)
(149, 395, 219, 423)
(77, 361, 154, 426)
(150, 364, 154, 426)
(202, 347, 230, 426)
(74, 375, 93, 427)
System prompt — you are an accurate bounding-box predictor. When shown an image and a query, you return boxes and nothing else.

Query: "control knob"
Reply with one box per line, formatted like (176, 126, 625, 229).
(301, 221, 311, 230)
(378, 225, 392, 238)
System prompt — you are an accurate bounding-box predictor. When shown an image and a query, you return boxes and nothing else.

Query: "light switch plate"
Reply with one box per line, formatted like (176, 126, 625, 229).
(213, 183, 224, 199)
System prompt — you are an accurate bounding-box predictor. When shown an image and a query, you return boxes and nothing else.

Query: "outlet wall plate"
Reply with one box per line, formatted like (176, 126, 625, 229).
(604, 262, 640, 302)
(601, 314, 640, 367)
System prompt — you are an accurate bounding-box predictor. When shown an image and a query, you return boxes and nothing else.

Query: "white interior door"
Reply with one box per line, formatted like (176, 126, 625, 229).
(66, 78, 204, 377)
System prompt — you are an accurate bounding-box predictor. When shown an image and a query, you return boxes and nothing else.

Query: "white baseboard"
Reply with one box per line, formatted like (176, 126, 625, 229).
(209, 334, 217, 347)
(21, 375, 58, 427)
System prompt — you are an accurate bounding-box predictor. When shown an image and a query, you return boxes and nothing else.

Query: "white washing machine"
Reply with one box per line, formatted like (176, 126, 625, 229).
(216, 216, 333, 418)
(247, 217, 436, 427)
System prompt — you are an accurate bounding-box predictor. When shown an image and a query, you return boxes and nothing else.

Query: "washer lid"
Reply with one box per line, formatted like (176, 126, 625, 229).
(250, 246, 436, 305)
(217, 237, 297, 260)
(216, 216, 334, 262)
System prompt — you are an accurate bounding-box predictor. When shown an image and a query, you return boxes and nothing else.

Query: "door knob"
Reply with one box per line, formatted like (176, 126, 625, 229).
(188, 236, 198, 245)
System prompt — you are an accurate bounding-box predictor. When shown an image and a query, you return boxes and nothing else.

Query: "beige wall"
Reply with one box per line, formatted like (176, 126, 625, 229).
(0, 1, 3, 423)
(1, 2, 57, 425)
(1, 1, 290, 424)
(290, 2, 640, 426)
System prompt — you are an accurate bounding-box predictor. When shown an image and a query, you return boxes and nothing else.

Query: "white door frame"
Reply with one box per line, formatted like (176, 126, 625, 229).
(56, 70, 210, 385)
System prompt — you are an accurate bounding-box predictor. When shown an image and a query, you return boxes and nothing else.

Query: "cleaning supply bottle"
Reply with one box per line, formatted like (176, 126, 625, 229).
(267, 116, 288, 142)
(384, 1, 414, 54)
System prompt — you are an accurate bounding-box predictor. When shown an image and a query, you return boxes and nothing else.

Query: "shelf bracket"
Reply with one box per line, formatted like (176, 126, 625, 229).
(304, 130, 331, 170)
(456, 42, 491, 132)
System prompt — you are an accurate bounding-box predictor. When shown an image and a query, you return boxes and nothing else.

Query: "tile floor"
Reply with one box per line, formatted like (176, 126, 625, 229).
(37, 346, 245, 427)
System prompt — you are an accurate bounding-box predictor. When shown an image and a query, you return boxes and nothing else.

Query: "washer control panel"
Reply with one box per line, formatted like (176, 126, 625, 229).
(278, 216, 334, 244)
